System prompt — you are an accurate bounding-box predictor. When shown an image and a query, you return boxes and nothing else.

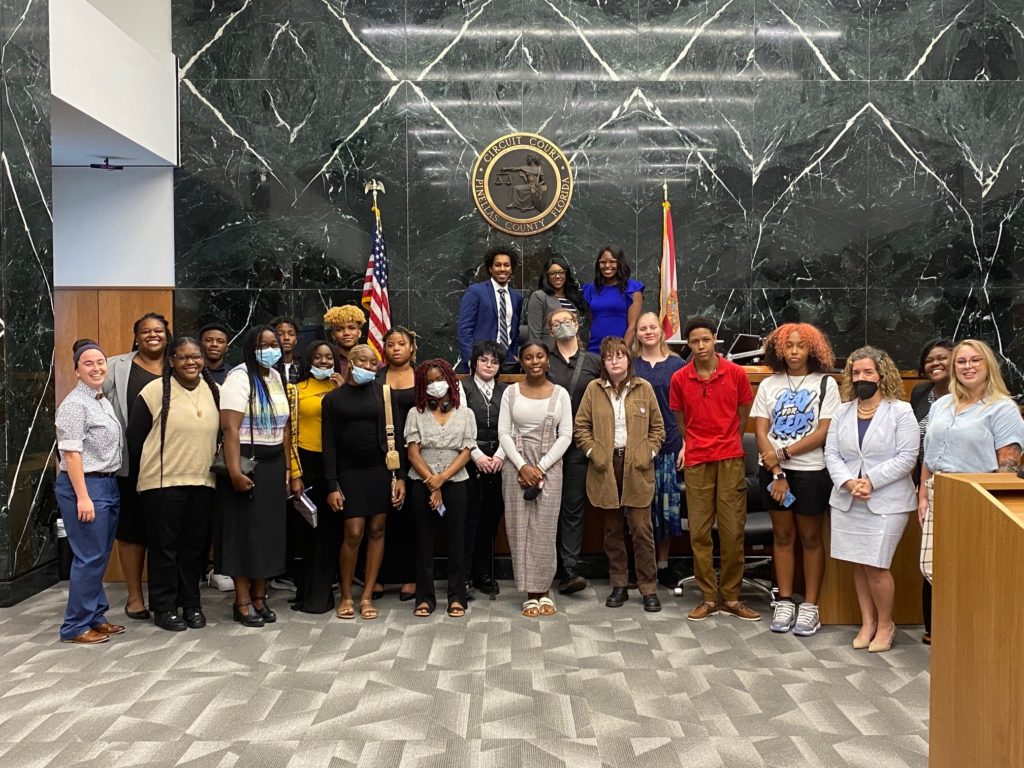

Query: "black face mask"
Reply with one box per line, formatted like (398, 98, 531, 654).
(854, 380, 879, 401)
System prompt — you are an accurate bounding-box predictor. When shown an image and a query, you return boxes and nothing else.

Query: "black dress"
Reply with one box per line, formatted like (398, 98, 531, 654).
(322, 384, 392, 518)
(378, 381, 416, 585)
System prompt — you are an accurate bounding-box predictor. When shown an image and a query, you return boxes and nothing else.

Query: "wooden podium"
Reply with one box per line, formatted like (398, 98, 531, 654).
(929, 473, 1024, 768)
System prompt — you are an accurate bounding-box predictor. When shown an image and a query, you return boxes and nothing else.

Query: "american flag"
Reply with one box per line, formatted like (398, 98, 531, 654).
(361, 207, 391, 359)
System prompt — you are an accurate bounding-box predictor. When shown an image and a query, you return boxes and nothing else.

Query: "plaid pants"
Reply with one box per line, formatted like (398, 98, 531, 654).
(919, 477, 934, 585)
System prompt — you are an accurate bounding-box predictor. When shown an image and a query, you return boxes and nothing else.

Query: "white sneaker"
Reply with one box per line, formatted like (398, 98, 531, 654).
(208, 572, 233, 591)
(270, 577, 296, 592)
(793, 603, 821, 637)
(770, 600, 796, 633)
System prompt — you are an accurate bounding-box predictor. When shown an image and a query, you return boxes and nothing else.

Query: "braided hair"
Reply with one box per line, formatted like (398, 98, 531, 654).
(413, 358, 461, 413)
(240, 325, 279, 433)
(159, 337, 218, 487)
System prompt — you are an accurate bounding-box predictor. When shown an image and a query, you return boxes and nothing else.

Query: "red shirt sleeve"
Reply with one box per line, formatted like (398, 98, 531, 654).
(669, 369, 684, 413)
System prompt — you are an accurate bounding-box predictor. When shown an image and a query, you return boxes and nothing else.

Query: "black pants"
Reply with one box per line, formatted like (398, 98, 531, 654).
(557, 443, 589, 574)
(411, 479, 468, 610)
(141, 485, 214, 612)
(464, 465, 504, 580)
(293, 449, 340, 614)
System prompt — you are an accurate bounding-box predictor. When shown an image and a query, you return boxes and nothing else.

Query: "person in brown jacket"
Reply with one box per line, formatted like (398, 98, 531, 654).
(574, 337, 666, 612)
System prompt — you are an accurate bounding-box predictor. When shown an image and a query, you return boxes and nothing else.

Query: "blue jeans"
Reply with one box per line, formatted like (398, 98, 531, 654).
(55, 473, 119, 640)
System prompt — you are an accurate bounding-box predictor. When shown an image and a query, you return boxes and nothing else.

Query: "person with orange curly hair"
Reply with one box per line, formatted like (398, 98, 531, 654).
(323, 305, 366, 379)
(751, 323, 840, 637)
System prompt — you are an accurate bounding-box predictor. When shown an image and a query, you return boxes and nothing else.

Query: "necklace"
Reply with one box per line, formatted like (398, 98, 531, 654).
(785, 371, 810, 393)
(696, 357, 719, 381)
(857, 401, 878, 417)
(179, 380, 204, 417)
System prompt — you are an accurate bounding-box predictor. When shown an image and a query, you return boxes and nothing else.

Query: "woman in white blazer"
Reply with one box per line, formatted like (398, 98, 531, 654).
(824, 346, 918, 653)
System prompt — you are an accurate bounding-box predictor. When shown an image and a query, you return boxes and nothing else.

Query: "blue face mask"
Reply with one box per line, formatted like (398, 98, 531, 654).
(256, 347, 282, 369)
(310, 366, 334, 381)
(351, 366, 376, 385)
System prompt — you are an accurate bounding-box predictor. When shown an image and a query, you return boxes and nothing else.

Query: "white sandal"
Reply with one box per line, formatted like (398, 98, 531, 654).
(521, 599, 541, 617)
(538, 596, 557, 616)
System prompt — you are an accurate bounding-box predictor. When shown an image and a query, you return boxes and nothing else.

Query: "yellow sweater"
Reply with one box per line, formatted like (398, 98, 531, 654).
(289, 377, 335, 476)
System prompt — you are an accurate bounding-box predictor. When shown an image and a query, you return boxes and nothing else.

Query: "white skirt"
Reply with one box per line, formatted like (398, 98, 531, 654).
(830, 500, 909, 568)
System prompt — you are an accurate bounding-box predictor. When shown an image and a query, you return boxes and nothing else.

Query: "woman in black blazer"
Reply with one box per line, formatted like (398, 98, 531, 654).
(908, 337, 952, 646)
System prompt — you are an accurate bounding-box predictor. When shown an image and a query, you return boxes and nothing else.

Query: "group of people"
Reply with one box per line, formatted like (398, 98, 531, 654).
(53, 246, 1024, 653)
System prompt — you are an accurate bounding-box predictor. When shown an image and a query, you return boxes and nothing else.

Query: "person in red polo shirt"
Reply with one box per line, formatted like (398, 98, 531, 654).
(669, 316, 759, 622)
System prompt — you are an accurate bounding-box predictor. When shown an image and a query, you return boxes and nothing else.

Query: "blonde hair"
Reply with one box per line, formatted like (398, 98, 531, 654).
(839, 346, 903, 402)
(347, 343, 376, 364)
(630, 311, 677, 359)
(324, 304, 366, 328)
(949, 339, 1011, 405)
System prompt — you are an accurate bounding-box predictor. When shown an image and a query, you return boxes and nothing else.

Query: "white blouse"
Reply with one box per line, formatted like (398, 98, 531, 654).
(497, 384, 573, 473)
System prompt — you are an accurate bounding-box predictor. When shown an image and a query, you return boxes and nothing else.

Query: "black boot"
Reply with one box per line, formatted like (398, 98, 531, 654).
(605, 587, 629, 608)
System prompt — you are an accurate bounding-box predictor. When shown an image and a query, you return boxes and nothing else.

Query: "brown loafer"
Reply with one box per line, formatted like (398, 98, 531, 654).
(92, 623, 125, 636)
(717, 601, 762, 621)
(687, 601, 719, 621)
(61, 629, 109, 645)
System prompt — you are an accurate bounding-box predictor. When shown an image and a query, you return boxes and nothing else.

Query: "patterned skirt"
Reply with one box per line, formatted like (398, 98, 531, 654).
(651, 451, 683, 542)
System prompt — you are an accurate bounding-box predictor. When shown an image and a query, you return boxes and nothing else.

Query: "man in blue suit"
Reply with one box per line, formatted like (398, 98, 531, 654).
(457, 247, 524, 372)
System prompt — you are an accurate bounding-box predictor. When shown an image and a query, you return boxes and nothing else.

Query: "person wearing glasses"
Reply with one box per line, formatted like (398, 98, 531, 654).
(582, 246, 643, 353)
(126, 338, 220, 632)
(525, 252, 588, 348)
(574, 338, 666, 612)
(456, 248, 524, 372)
(918, 340, 1024, 626)
(668, 316, 757, 622)
(545, 307, 601, 595)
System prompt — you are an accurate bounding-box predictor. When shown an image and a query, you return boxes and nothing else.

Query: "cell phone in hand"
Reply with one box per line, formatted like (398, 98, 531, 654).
(767, 481, 796, 508)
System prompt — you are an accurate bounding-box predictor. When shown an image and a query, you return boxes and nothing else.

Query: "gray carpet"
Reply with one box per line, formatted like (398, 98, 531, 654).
(0, 582, 929, 767)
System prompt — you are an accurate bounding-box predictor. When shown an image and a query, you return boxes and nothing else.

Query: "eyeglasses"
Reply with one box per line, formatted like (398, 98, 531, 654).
(550, 320, 576, 330)
(547, 270, 566, 277)
(598, 260, 617, 267)
(954, 357, 985, 368)
(172, 354, 203, 362)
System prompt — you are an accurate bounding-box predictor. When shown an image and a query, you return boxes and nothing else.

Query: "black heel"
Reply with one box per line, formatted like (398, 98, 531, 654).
(233, 602, 265, 627)
(251, 594, 277, 623)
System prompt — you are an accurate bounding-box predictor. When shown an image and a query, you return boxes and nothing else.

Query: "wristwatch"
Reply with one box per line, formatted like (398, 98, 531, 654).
(772, 471, 787, 481)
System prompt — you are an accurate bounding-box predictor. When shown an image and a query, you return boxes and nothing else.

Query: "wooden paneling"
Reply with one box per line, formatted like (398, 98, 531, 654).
(53, 289, 99, 403)
(96, 289, 174, 357)
(53, 288, 173, 582)
(930, 474, 1024, 768)
(818, 512, 924, 625)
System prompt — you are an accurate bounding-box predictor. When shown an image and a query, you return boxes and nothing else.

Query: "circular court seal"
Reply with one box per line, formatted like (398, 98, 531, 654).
(471, 132, 573, 236)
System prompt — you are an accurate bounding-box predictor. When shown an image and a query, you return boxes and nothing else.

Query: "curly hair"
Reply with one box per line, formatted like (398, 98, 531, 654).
(949, 339, 1012, 404)
(764, 323, 835, 373)
(323, 304, 366, 328)
(413, 358, 461, 412)
(383, 325, 418, 366)
(839, 346, 903, 402)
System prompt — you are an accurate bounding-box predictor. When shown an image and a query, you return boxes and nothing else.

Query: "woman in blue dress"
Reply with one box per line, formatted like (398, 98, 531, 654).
(582, 245, 644, 354)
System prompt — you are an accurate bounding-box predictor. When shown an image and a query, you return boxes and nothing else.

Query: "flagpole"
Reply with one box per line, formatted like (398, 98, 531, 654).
(364, 179, 385, 220)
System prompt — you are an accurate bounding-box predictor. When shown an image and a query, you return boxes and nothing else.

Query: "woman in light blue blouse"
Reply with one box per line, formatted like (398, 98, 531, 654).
(918, 339, 1024, 590)
(582, 246, 644, 354)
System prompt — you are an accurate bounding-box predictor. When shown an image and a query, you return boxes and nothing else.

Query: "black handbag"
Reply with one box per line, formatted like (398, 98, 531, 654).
(210, 400, 258, 476)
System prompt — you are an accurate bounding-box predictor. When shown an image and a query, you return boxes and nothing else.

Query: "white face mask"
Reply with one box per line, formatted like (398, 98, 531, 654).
(310, 366, 334, 380)
(426, 381, 450, 399)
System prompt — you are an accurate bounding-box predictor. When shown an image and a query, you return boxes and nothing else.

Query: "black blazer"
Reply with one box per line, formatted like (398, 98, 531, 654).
(910, 382, 935, 422)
